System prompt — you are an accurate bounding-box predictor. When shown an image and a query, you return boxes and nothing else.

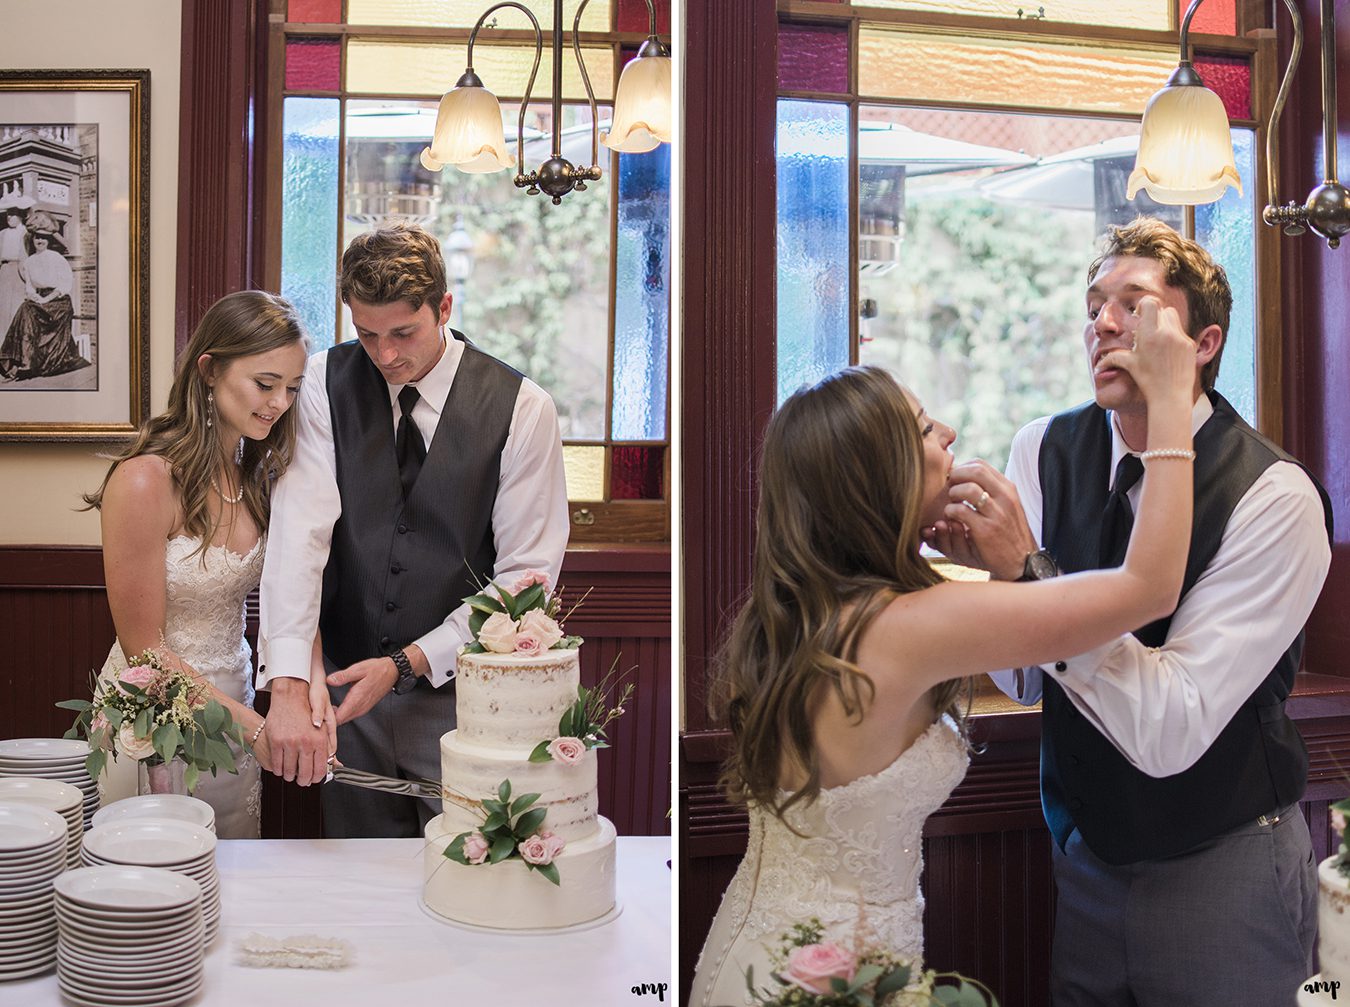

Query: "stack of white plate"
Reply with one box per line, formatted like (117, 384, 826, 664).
(91, 793, 216, 834)
(0, 739, 99, 830)
(0, 802, 68, 980)
(0, 778, 84, 866)
(80, 819, 220, 944)
(55, 865, 204, 1007)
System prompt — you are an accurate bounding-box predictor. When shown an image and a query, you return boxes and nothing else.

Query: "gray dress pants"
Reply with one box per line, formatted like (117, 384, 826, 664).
(1051, 806, 1316, 1007)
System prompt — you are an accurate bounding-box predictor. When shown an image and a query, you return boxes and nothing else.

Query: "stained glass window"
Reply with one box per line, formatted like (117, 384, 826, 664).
(778, 22, 850, 94)
(280, 97, 340, 349)
(347, 0, 611, 31)
(345, 41, 614, 100)
(853, 0, 1171, 29)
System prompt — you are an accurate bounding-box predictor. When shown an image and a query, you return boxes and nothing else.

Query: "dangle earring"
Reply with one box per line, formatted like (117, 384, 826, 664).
(206, 390, 214, 430)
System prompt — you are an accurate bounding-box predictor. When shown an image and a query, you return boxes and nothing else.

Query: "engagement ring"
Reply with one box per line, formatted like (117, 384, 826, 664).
(967, 490, 990, 513)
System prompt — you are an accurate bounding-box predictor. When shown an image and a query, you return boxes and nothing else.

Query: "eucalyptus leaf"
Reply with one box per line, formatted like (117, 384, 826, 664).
(875, 965, 913, 997)
(851, 963, 884, 989)
(203, 699, 225, 736)
(134, 708, 152, 739)
(933, 987, 962, 1005)
(106, 708, 123, 729)
(85, 750, 105, 780)
(55, 699, 92, 712)
(184, 762, 200, 794)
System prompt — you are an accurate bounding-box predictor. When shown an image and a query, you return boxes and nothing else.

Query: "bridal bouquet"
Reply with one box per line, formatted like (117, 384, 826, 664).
(1332, 798, 1350, 877)
(59, 648, 249, 792)
(441, 779, 564, 885)
(745, 919, 998, 1007)
(461, 571, 584, 655)
(529, 656, 634, 764)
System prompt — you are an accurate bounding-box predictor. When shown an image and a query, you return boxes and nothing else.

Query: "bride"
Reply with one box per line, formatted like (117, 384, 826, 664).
(689, 303, 1198, 1005)
(83, 291, 333, 838)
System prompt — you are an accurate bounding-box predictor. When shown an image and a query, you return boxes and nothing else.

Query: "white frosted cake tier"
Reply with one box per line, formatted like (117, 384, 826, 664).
(1319, 856, 1350, 980)
(423, 813, 617, 930)
(455, 649, 581, 748)
(439, 731, 598, 843)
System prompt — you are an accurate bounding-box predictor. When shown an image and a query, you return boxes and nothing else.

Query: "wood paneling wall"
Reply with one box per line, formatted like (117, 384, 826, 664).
(0, 545, 670, 838)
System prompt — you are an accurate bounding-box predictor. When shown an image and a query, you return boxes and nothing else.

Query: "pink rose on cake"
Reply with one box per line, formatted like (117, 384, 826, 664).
(511, 570, 550, 595)
(478, 612, 518, 654)
(547, 736, 586, 765)
(517, 609, 563, 650)
(462, 831, 490, 865)
(515, 634, 544, 657)
(782, 942, 858, 995)
(519, 830, 566, 865)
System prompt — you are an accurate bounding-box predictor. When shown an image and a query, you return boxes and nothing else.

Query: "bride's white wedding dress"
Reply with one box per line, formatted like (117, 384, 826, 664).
(99, 534, 265, 839)
(689, 715, 969, 1007)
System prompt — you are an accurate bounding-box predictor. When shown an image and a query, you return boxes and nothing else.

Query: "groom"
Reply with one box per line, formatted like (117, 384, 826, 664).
(928, 218, 1332, 1005)
(257, 222, 569, 837)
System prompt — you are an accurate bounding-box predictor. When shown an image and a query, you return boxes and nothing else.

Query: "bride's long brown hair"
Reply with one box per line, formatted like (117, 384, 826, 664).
(82, 291, 307, 558)
(711, 366, 971, 819)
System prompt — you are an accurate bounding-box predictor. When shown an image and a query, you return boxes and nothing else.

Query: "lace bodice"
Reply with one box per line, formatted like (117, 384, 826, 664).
(690, 716, 969, 1007)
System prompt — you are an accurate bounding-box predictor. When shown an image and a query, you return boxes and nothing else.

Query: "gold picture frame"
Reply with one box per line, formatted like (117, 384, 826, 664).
(0, 69, 149, 442)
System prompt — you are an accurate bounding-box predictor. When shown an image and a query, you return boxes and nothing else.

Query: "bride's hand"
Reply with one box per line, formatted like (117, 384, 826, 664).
(1096, 297, 1197, 406)
(242, 711, 274, 773)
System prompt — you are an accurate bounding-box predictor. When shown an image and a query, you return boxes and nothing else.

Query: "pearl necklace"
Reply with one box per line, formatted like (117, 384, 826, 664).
(212, 475, 244, 504)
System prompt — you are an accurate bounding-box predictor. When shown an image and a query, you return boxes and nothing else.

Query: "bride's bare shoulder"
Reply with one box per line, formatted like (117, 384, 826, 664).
(103, 455, 176, 520)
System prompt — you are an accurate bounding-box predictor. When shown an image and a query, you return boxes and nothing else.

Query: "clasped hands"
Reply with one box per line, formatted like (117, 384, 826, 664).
(922, 459, 1038, 581)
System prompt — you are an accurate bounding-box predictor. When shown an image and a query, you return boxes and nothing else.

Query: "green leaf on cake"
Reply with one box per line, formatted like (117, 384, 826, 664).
(532, 861, 561, 886)
(462, 641, 486, 655)
(513, 583, 546, 614)
(528, 741, 553, 763)
(464, 592, 506, 615)
(468, 608, 488, 638)
(515, 807, 546, 836)
(481, 811, 507, 832)
(489, 834, 515, 864)
(497, 780, 512, 803)
(443, 834, 469, 864)
(510, 792, 540, 816)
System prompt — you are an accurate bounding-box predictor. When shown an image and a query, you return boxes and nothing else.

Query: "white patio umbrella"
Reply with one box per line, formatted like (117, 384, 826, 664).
(976, 134, 1141, 211)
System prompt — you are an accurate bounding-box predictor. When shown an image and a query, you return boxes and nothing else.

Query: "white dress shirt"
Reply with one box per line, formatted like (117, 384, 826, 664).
(990, 395, 1331, 778)
(258, 336, 570, 690)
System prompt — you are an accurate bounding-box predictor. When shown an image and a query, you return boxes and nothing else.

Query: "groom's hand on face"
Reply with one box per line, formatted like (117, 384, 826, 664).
(938, 461, 1039, 581)
(328, 658, 400, 726)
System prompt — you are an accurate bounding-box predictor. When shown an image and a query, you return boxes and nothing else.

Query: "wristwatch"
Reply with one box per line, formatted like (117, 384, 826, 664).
(390, 648, 417, 695)
(1017, 548, 1060, 582)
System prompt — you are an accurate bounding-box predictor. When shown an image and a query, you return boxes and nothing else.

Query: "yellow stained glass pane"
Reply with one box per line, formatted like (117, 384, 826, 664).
(856, 0, 1170, 31)
(563, 445, 606, 500)
(347, 40, 614, 99)
(858, 29, 1176, 114)
(348, 0, 611, 32)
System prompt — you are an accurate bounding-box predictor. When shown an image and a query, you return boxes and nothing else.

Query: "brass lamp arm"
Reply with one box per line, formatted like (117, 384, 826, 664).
(467, 1, 544, 180)
(1262, 0, 1304, 228)
(573, 0, 601, 171)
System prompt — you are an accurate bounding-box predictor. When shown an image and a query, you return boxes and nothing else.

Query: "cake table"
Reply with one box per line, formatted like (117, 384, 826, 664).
(0, 836, 671, 1006)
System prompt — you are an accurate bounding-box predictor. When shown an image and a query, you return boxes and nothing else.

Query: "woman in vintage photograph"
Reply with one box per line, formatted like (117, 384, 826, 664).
(0, 216, 88, 381)
(82, 290, 332, 838)
(689, 303, 1198, 1005)
(0, 205, 27, 338)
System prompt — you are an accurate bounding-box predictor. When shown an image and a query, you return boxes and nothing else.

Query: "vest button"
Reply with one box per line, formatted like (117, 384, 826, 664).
(390, 565, 401, 574)
(386, 602, 396, 612)
(1054, 661, 1067, 673)
(397, 523, 408, 534)
(380, 636, 391, 647)
(1069, 798, 1083, 811)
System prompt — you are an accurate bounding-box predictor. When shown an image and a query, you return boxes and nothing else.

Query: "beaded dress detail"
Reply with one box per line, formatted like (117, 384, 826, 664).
(99, 535, 265, 839)
(689, 716, 968, 1007)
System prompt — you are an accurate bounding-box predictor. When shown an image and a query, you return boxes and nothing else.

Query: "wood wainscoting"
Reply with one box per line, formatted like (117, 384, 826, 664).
(680, 678, 1350, 1007)
(0, 545, 670, 839)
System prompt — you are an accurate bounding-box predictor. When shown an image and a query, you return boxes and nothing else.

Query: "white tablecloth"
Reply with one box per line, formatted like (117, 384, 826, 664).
(0, 836, 672, 1007)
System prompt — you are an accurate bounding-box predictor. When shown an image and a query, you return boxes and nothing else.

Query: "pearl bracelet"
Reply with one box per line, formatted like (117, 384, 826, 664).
(1139, 448, 1196, 463)
(250, 720, 266, 746)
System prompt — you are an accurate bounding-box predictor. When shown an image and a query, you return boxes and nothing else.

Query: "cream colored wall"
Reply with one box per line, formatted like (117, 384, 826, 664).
(0, 0, 182, 546)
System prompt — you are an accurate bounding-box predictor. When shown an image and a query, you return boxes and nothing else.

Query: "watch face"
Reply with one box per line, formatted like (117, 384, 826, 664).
(393, 671, 416, 695)
(1028, 551, 1058, 579)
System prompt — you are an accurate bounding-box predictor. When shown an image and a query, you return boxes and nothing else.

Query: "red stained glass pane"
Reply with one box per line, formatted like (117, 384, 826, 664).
(617, 0, 671, 34)
(1196, 56, 1251, 120)
(286, 37, 341, 92)
(610, 446, 664, 500)
(1188, 0, 1237, 35)
(778, 22, 850, 94)
(288, 0, 342, 22)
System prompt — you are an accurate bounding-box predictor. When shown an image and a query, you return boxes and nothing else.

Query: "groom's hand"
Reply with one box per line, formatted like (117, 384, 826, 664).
(266, 678, 331, 787)
(932, 460, 1038, 581)
(328, 658, 399, 726)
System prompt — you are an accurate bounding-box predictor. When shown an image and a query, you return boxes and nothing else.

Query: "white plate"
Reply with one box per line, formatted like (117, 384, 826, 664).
(0, 923, 57, 947)
(82, 819, 216, 866)
(0, 738, 92, 758)
(54, 865, 201, 912)
(0, 777, 82, 810)
(92, 795, 215, 832)
(58, 971, 203, 1004)
(0, 802, 68, 852)
(59, 936, 201, 969)
(56, 902, 203, 928)
(0, 956, 55, 980)
(56, 909, 202, 939)
(80, 849, 216, 875)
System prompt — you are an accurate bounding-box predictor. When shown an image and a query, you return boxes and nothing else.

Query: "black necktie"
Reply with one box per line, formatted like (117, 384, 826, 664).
(1098, 453, 1145, 568)
(395, 386, 426, 499)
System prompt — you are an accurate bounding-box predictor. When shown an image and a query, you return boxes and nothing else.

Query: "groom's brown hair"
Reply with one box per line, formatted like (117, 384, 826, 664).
(339, 221, 448, 314)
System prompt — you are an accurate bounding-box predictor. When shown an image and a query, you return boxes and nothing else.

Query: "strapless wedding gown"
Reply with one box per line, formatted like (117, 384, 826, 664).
(689, 716, 969, 1007)
(99, 534, 265, 839)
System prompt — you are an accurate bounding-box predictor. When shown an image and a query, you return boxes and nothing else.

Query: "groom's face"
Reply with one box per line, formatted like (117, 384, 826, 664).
(349, 293, 452, 385)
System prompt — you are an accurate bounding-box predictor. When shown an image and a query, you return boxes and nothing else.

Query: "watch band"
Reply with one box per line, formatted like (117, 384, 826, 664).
(390, 648, 416, 694)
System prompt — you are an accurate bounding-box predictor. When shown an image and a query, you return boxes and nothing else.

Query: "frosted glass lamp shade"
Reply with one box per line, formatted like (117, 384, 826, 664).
(601, 53, 672, 154)
(1128, 83, 1241, 204)
(421, 83, 514, 174)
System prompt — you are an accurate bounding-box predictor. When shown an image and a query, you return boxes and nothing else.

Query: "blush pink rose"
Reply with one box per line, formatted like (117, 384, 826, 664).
(517, 609, 563, 650)
(519, 833, 559, 866)
(118, 663, 157, 691)
(1334, 809, 1347, 834)
(539, 830, 566, 860)
(462, 831, 490, 865)
(511, 570, 550, 595)
(514, 634, 544, 657)
(547, 736, 587, 765)
(478, 612, 518, 654)
(782, 942, 857, 995)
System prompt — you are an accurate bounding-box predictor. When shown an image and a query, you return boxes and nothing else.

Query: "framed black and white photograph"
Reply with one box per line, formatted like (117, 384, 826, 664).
(0, 69, 148, 441)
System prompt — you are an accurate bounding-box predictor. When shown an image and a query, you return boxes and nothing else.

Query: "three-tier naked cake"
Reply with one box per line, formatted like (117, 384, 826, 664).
(422, 577, 621, 931)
